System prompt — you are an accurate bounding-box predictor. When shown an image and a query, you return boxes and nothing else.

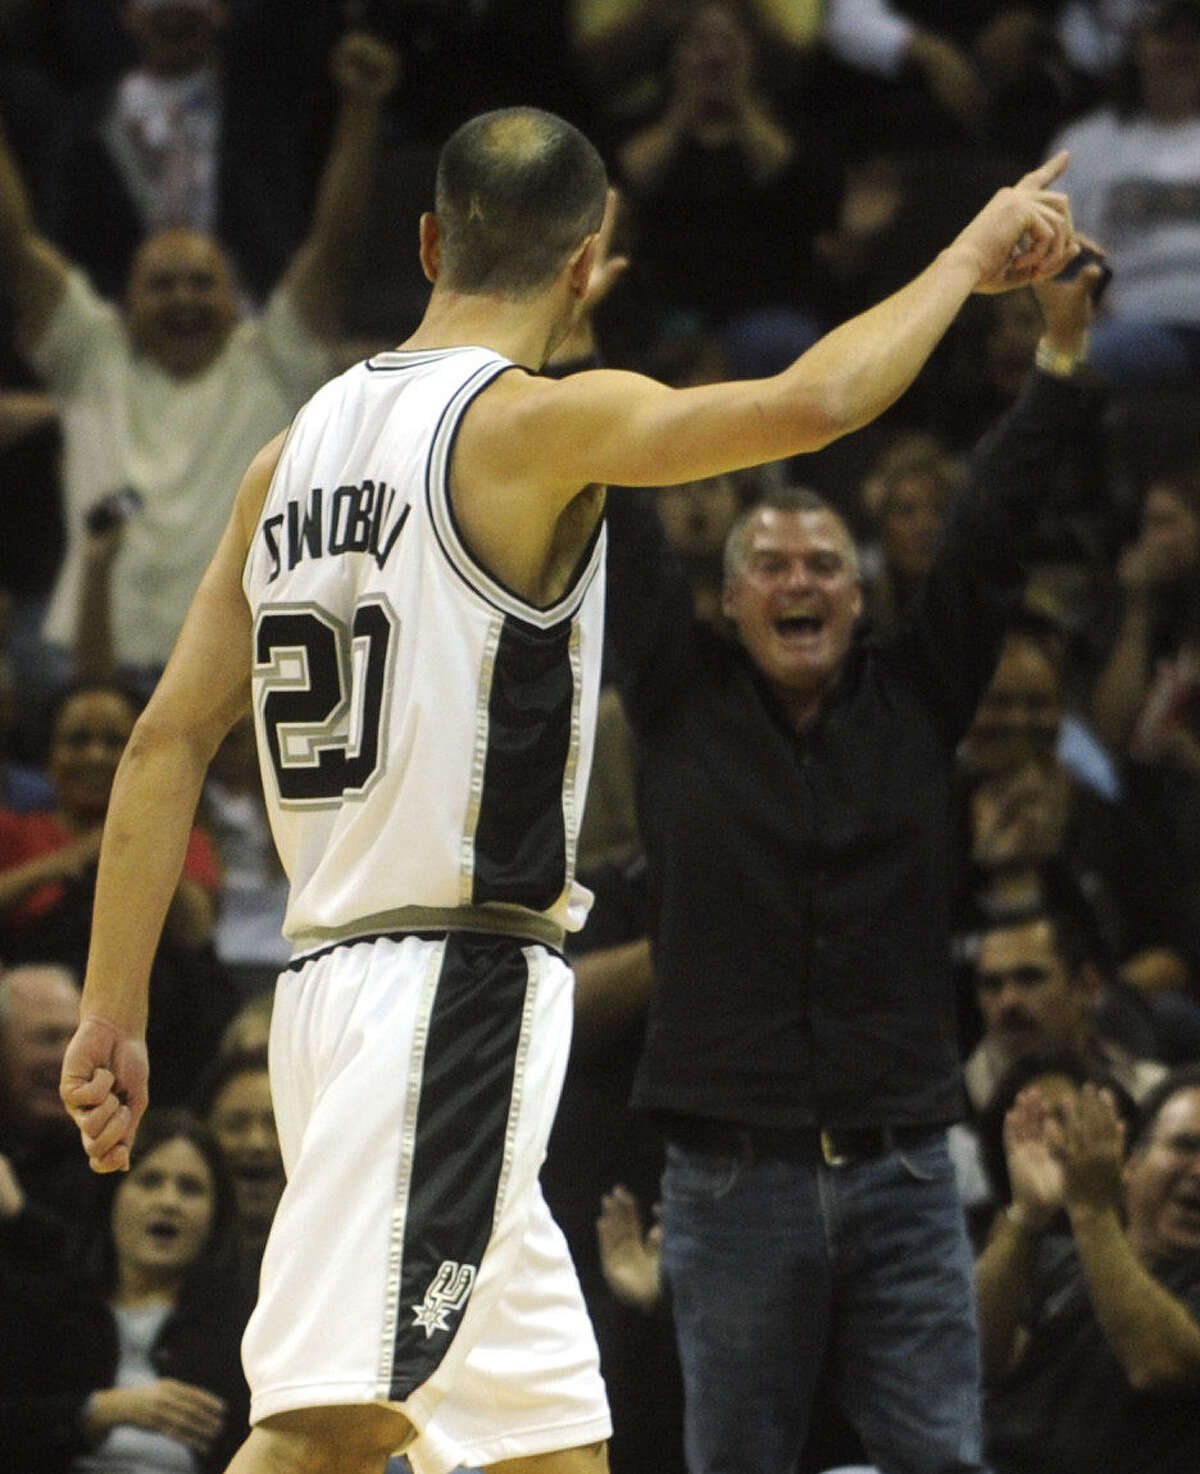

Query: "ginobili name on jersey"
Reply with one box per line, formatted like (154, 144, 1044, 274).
(260, 480, 411, 582)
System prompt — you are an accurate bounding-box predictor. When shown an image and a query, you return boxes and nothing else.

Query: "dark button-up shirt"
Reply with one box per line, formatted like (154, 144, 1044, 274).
(605, 370, 1090, 1128)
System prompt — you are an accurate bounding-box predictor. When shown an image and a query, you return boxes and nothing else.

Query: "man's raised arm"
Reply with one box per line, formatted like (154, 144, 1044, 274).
(58, 434, 283, 1173)
(0, 122, 70, 354)
(473, 153, 1079, 506)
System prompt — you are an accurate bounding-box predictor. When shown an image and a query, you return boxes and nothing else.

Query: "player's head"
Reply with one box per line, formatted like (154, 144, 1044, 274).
(429, 108, 608, 298)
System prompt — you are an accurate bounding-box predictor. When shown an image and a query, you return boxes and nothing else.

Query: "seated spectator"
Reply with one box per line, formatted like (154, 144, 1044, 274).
(0, 682, 239, 1105)
(568, 0, 821, 126)
(215, 988, 273, 1060)
(957, 619, 1198, 1009)
(0, 1106, 254, 1474)
(821, 0, 991, 145)
(1047, 0, 1200, 390)
(1090, 467, 1200, 988)
(1092, 466, 1200, 761)
(40, 0, 337, 306)
(975, 1065, 1200, 1474)
(1056, 0, 1156, 90)
(0, 29, 398, 694)
(965, 908, 1166, 1119)
(194, 1047, 283, 1286)
(0, 590, 53, 811)
(0, 681, 217, 960)
(857, 431, 962, 642)
(969, 1047, 1140, 1228)
(613, 0, 841, 378)
(0, 959, 98, 1232)
(201, 716, 291, 997)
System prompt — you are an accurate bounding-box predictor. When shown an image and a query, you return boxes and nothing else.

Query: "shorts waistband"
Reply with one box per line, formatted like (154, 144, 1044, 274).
(286, 906, 566, 970)
(663, 1115, 940, 1168)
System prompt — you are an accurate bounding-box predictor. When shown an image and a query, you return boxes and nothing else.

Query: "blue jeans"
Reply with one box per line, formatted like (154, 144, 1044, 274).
(660, 1130, 983, 1474)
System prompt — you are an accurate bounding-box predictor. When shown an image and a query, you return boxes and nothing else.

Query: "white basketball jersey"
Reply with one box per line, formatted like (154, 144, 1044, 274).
(242, 347, 606, 952)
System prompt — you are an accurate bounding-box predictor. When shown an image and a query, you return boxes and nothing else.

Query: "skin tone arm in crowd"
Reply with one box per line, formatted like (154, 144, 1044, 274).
(0, 390, 56, 449)
(1090, 539, 1187, 757)
(59, 153, 1078, 1173)
(976, 1084, 1200, 1389)
(570, 0, 822, 101)
(0, 30, 399, 355)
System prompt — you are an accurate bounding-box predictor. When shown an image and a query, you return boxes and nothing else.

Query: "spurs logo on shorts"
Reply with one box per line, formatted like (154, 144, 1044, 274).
(412, 1259, 477, 1339)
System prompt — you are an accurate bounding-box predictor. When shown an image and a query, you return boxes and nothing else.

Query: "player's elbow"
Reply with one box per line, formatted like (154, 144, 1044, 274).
(778, 384, 855, 454)
(125, 704, 218, 777)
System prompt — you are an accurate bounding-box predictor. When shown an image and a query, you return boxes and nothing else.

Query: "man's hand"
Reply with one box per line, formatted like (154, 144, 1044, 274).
(85, 1381, 226, 1453)
(331, 29, 402, 104)
(59, 1016, 149, 1173)
(1058, 1083, 1126, 1218)
(596, 1184, 662, 1313)
(549, 189, 630, 367)
(581, 189, 631, 321)
(955, 152, 1077, 294)
(970, 760, 1069, 866)
(1118, 530, 1193, 593)
(1034, 235, 1104, 353)
(1004, 1085, 1067, 1232)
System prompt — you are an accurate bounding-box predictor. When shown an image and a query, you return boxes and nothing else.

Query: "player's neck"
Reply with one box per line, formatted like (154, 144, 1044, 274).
(401, 287, 563, 370)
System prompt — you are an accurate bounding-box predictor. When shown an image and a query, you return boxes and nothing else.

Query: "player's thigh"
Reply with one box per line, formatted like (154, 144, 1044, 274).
(228, 1403, 415, 1473)
(485, 1439, 610, 1474)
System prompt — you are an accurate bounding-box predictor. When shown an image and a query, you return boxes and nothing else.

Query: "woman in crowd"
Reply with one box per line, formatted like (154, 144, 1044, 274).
(0, 681, 218, 961)
(0, 1108, 253, 1473)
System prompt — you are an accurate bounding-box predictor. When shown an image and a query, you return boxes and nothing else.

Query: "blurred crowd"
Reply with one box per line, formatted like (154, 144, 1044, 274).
(2, 2, 1200, 1472)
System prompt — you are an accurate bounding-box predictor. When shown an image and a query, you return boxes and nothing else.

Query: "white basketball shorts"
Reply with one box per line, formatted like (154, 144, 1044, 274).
(242, 931, 611, 1473)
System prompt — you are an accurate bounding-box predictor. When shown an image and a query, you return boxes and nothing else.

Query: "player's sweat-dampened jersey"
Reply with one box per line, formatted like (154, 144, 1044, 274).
(242, 346, 606, 955)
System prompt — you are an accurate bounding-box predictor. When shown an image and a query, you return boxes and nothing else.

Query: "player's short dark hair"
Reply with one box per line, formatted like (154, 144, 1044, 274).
(434, 108, 608, 296)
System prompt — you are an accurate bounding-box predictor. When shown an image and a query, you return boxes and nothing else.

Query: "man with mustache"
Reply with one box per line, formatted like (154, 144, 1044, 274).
(968, 909, 1166, 1115)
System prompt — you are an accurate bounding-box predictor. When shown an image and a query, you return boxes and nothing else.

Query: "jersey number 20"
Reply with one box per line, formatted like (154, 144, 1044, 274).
(255, 601, 394, 803)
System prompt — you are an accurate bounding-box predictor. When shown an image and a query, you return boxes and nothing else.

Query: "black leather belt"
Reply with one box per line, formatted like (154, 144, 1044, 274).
(664, 1115, 939, 1167)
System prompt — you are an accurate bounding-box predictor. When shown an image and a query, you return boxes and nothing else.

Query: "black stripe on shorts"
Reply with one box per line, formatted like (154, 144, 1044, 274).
(388, 932, 531, 1400)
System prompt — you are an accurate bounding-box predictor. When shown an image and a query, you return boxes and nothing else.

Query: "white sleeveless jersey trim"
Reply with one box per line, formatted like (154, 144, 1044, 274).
(243, 346, 604, 943)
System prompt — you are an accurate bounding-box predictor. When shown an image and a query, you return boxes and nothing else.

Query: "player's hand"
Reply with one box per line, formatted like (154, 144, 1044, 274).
(86, 1381, 227, 1452)
(59, 1016, 149, 1173)
(332, 29, 402, 104)
(956, 152, 1077, 294)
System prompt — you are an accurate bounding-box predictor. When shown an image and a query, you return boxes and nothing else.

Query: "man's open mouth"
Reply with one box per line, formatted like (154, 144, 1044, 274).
(775, 614, 823, 637)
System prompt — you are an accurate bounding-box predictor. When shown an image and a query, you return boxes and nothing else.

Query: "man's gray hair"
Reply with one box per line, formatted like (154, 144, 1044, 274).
(722, 485, 860, 584)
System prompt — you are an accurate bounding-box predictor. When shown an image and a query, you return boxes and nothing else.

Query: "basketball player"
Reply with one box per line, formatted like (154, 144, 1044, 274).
(59, 109, 1078, 1474)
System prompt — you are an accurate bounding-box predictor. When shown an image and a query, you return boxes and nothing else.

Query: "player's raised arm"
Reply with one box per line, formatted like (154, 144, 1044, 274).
(59, 434, 284, 1172)
(467, 153, 1077, 501)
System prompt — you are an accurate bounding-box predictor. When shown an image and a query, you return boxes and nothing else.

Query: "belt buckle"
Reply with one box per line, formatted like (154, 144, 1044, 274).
(820, 1129, 851, 1168)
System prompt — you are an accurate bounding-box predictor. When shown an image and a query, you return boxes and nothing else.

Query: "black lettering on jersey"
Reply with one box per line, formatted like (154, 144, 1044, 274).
(330, 483, 375, 554)
(268, 480, 412, 575)
(374, 495, 411, 570)
(262, 515, 284, 582)
(288, 487, 324, 570)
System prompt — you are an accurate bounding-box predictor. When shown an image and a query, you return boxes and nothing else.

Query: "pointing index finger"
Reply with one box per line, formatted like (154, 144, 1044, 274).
(1022, 150, 1070, 189)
